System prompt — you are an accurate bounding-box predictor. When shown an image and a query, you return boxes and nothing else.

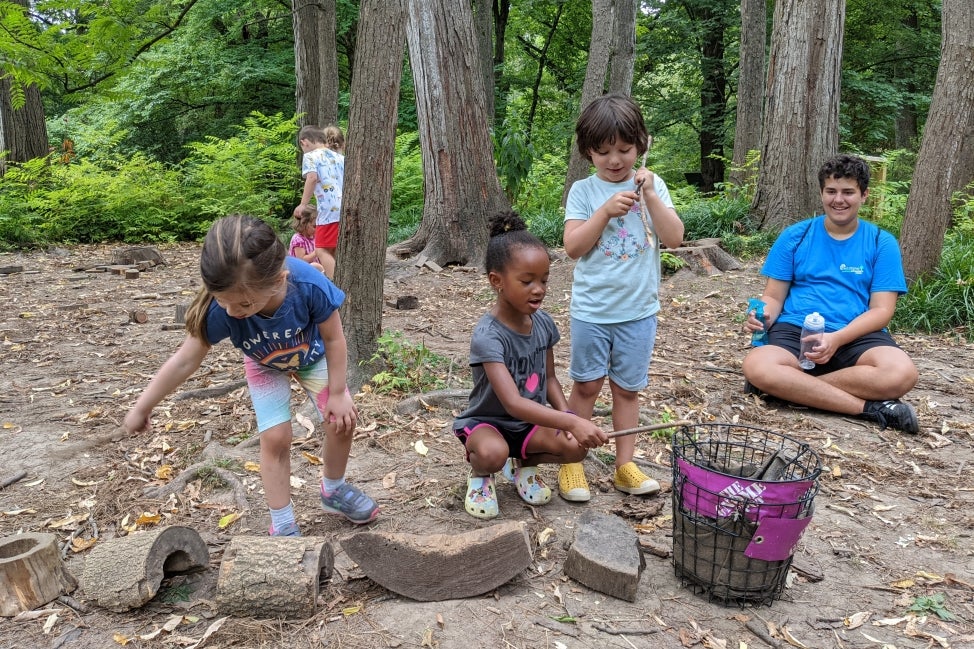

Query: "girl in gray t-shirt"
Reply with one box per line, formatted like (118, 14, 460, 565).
(453, 211, 609, 520)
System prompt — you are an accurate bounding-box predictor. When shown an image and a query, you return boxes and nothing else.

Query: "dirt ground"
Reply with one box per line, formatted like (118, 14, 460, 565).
(0, 242, 972, 649)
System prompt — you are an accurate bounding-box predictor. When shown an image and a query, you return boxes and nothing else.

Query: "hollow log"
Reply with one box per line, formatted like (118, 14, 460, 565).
(81, 526, 209, 612)
(216, 536, 333, 619)
(0, 533, 78, 617)
(341, 521, 533, 601)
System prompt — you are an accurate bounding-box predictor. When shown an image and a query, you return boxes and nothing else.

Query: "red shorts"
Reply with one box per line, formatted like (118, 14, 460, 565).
(315, 222, 339, 249)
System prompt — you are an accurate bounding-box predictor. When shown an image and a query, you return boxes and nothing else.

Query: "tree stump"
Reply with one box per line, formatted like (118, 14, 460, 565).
(669, 238, 743, 275)
(216, 536, 333, 619)
(0, 533, 78, 617)
(81, 526, 209, 612)
(341, 521, 533, 601)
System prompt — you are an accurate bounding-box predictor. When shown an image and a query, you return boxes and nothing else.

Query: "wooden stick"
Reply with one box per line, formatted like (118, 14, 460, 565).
(0, 470, 28, 489)
(607, 420, 693, 439)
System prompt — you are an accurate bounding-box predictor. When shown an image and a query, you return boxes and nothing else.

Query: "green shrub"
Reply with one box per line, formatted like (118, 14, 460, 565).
(366, 331, 448, 394)
(182, 111, 299, 227)
(388, 132, 424, 244)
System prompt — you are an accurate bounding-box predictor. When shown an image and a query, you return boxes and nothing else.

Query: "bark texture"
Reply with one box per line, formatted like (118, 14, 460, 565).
(900, 0, 974, 281)
(391, 0, 509, 267)
(340, 521, 532, 601)
(337, 0, 406, 384)
(750, 0, 845, 229)
(216, 536, 334, 618)
(292, 0, 338, 128)
(81, 526, 208, 612)
(730, 0, 766, 186)
(0, 533, 77, 616)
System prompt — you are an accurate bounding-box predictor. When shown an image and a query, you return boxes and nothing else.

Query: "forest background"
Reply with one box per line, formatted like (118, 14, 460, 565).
(0, 0, 972, 375)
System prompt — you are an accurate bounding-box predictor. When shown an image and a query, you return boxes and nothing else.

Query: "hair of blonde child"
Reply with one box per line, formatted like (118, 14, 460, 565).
(322, 125, 345, 153)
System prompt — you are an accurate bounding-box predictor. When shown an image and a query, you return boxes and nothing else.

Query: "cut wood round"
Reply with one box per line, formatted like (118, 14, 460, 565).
(216, 536, 333, 619)
(340, 521, 532, 601)
(0, 532, 78, 617)
(81, 526, 209, 612)
(128, 309, 149, 324)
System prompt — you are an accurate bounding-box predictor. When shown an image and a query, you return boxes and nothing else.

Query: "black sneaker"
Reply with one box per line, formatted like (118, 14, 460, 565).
(861, 399, 919, 434)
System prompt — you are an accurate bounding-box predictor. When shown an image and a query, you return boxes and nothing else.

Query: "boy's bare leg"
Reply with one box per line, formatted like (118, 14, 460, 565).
(608, 382, 639, 467)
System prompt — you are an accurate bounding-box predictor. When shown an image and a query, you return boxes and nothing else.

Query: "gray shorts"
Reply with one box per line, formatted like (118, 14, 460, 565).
(569, 315, 658, 391)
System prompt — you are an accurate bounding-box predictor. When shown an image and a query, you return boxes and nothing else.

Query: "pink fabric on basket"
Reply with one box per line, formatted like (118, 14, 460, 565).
(676, 458, 816, 561)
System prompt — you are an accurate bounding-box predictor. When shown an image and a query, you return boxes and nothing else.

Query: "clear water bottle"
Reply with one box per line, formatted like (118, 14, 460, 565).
(799, 312, 825, 370)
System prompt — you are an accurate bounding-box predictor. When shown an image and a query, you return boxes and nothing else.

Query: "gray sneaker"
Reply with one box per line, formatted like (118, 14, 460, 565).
(320, 482, 379, 524)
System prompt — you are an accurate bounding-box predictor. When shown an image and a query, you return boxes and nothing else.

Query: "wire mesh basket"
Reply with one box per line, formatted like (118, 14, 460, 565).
(671, 423, 822, 605)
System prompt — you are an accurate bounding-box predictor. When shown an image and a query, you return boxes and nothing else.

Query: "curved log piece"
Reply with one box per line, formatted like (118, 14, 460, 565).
(216, 536, 334, 619)
(0, 533, 78, 617)
(341, 521, 533, 601)
(81, 526, 209, 612)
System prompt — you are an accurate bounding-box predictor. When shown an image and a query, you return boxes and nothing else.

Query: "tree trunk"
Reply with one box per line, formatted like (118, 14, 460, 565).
(292, 0, 338, 128)
(337, 0, 406, 387)
(0, 80, 49, 175)
(900, 0, 974, 282)
(730, 0, 766, 187)
(526, 4, 566, 143)
(750, 0, 845, 230)
(608, 0, 637, 94)
(698, 0, 731, 193)
(472, 0, 495, 125)
(391, 0, 509, 268)
(493, 0, 513, 126)
(562, 0, 617, 206)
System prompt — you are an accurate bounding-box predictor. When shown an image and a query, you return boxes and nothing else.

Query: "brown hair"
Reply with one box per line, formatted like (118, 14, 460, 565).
(575, 93, 649, 162)
(184, 215, 287, 342)
(322, 125, 345, 153)
(293, 204, 317, 231)
(297, 125, 327, 145)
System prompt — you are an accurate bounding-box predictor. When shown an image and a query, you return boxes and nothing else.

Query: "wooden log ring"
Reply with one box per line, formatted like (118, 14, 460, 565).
(0, 532, 78, 617)
(341, 521, 533, 601)
(216, 536, 334, 619)
(81, 526, 209, 612)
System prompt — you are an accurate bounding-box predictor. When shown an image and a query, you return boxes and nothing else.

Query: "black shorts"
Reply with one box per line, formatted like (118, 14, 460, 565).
(454, 421, 539, 460)
(767, 322, 901, 376)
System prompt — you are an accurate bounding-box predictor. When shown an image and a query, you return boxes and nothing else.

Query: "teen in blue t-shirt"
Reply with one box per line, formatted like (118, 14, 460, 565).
(742, 155, 919, 433)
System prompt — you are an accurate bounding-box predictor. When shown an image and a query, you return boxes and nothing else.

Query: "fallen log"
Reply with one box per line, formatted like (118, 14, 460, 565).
(0, 533, 78, 617)
(81, 526, 209, 612)
(216, 536, 333, 618)
(341, 521, 532, 601)
(668, 238, 742, 275)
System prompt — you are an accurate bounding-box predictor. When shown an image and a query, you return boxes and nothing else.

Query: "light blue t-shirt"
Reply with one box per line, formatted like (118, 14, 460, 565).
(564, 173, 674, 323)
(761, 216, 907, 331)
(301, 147, 344, 226)
(204, 257, 345, 371)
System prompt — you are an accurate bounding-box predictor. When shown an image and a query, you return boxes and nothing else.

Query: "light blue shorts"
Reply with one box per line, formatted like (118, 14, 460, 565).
(244, 355, 331, 432)
(569, 315, 657, 391)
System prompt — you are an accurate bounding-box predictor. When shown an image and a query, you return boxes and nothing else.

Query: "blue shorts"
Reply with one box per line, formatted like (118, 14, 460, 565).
(243, 355, 338, 432)
(767, 322, 901, 376)
(569, 315, 657, 391)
